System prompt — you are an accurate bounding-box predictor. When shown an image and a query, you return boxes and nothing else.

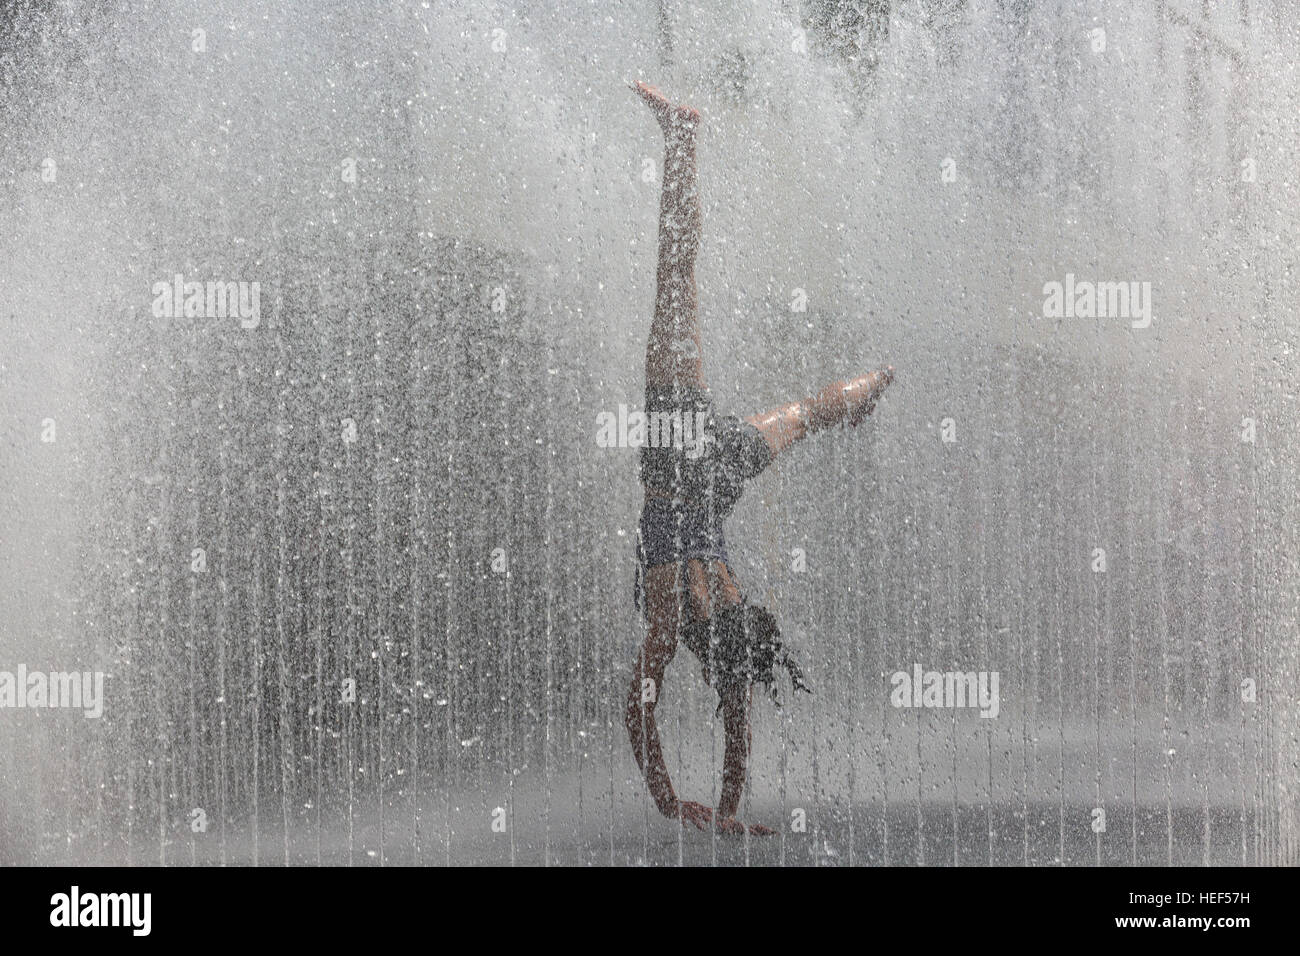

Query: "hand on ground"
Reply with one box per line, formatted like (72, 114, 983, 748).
(676, 800, 714, 831)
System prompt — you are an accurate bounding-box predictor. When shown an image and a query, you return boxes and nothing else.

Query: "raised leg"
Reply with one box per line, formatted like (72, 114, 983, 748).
(634, 81, 706, 390)
(747, 366, 895, 459)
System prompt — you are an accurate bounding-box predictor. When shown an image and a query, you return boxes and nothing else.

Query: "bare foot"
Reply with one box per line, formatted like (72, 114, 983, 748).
(631, 80, 700, 138)
(715, 816, 776, 837)
(847, 366, 894, 426)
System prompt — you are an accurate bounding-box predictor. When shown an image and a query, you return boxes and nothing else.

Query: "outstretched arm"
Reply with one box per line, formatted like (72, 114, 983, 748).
(625, 565, 714, 829)
(714, 686, 776, 836)
(628, 566, 778, 837)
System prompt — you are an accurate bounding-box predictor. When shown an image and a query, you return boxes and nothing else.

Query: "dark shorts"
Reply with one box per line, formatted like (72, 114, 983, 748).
(637, 383, 772, 517)
(633, 383, 774, 619)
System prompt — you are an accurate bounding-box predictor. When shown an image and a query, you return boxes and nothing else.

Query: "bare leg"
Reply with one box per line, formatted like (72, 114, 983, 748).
(633, 82, 739, 606)
(634, 81, 705, 389)
(747, 366, 895, 459)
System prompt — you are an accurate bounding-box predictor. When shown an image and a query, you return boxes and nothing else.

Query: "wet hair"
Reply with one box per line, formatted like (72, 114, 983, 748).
(679, 603, 811, 709)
